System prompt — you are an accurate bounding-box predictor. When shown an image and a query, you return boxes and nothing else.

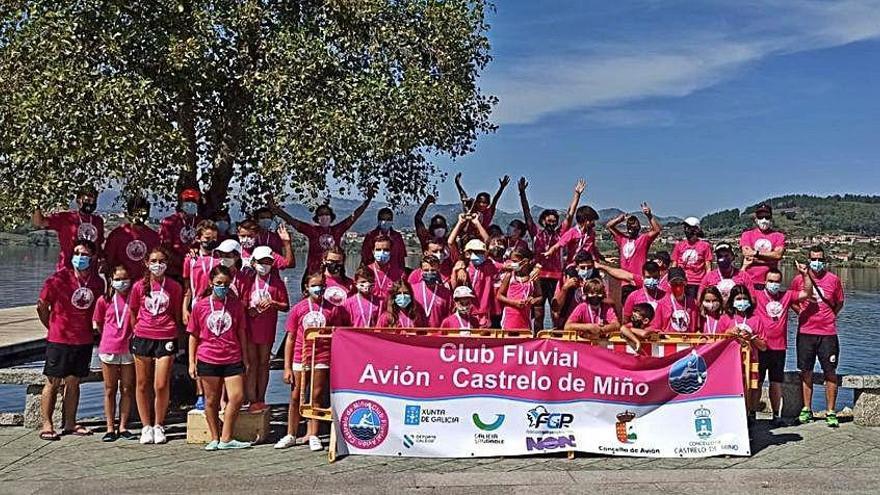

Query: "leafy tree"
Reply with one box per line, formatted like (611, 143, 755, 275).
(0, 0, 496, 224)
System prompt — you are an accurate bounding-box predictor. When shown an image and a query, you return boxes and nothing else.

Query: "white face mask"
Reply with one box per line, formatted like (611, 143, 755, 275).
(433, 227, 446, 238)
(219, 257, 237, 268)
(756, 218, 772, 230)
(239, 236, 255, 249)
(148, 262, 167, 277)
(702, 301, 720, 313)
(254, 263, 271, 276)
(357, 282, 373, 294)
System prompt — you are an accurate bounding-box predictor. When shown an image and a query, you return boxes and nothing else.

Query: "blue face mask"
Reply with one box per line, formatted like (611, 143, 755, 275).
(258, 218, 274, 231)
(422, 271, 439, 284)
(379, 220, 392, 231)
(578, 268, 594, 280)
(215, 220, 230, 233)
(765, 282, 781, 295)
(469, 253, 486, 266)
(308, 285, 325, 297)
(212, 285, 229, 299)
(644, 277, 659, 290)
(394, 293, 412, 308)
(71, 254, 91, 271)
(181, 201, 198, 216)
(809, 260, 825, 272)
(374, 250, 391, 264)
(733, 299, 751, 312)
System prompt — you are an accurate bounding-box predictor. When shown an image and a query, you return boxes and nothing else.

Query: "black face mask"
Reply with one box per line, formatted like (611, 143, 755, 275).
(489, 246, 505, 258)
(627, 228, 640, 238)
(631, 318, 644, 329)
(201, 240, 219, 251)
(544, 223, 558, 232)
(80, 202, 97, 215)
(325, 262, 343, 275)
(131, 211, 148, 224)
(587, 296, 603, 306)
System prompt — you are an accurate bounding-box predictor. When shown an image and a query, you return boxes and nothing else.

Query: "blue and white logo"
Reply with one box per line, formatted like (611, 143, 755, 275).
(694, 405, 713, 439)
(669, 350, 708, 394)
(404, 405, 421, 425)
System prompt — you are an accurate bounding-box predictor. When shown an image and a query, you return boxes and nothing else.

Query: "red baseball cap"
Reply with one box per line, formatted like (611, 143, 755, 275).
(180, 188, 201, 201)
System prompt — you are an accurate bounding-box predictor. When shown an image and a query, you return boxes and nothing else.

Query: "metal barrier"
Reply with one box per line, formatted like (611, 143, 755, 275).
(299, 326, 756, 461)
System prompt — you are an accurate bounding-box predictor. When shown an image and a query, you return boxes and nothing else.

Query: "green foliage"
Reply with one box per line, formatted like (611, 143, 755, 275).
(0, 0, 496, 225)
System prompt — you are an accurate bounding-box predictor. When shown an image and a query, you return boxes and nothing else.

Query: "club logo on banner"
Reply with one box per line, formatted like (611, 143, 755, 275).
(331, 330, 751, 459)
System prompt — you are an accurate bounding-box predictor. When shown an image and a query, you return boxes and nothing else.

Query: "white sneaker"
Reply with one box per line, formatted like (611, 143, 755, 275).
(308, 435, 323, 452)
(152, 425, 167, 444)
(139, 426, 154, 445)
(274, 434, 297, 449)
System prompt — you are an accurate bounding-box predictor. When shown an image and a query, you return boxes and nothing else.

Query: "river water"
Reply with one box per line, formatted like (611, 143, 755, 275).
(1, 245, 877, 416)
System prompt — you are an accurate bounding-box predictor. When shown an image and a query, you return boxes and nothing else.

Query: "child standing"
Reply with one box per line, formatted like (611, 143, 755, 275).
(497, 247, 543, 331)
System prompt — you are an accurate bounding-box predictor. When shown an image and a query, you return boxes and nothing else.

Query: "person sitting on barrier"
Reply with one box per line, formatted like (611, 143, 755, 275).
(697, 286, 725, 335)
(440, 286, 481, 333)
(656, 267, 698, 333)
(188, 265, 252, 451)
(366, 234, 404, 301)
(651, 251, 672, 292)
(342, 267, 384, 328)
(129, 246, 184, 445)
(36, 239, 105, 441)
(724, 283, 768, 423)
(622, 261, 667, 323)
(277, 272, 343, 451)
(378, 280, 427, 330)
(244, 246, 290, 413)
(552, 251, 634, 327)
(411, 256, 452, 328)
(93, 264, 136, 442)
(563, 278, 620, 337)
(322, 247, 353, 296)
(408, 238, 455, 287)
(497, 246, 543, 331)
(620, 302, 661, 355)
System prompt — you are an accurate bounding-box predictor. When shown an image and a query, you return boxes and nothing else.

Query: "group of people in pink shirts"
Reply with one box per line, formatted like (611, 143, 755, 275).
(32, 177, 846, 454)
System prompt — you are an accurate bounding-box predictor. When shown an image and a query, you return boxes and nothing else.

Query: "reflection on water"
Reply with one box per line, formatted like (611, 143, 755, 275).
(1, 245, 877, 415)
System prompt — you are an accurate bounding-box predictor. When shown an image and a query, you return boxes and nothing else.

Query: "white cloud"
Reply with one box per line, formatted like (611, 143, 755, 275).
(486, 0, 880, 125)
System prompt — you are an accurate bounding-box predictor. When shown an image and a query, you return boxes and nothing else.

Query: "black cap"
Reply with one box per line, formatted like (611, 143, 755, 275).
(755, 203, 772, 216)
(668, 267, 687, 282)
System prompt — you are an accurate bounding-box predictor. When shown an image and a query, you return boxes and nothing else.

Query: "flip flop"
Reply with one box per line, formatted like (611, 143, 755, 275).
(61, 425, 92, 436)
(39, 431, 60, 441)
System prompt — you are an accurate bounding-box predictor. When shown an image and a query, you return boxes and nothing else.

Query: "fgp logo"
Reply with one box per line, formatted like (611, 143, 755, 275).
(340, 399, 389, 450)
(472, 413, 505, 431)
(694, 405, 713, 439)
(525, 435, 577, 452)
(404, 405, 421, 425)
(527, 405, 574, 430)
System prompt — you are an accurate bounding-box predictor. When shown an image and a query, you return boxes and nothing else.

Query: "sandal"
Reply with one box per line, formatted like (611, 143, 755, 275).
(61, 425, 92, 436)
(39, 431, 60, 441)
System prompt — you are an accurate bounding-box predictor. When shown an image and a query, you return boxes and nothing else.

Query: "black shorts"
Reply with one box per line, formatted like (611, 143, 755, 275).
(758, 349, 786, 384)
(43, 342, 92, 378)
(538, 278, 559, 305)
(130, 336, 178, 359)
(796, 333, 839, 373)
(197, 361, 245, 378)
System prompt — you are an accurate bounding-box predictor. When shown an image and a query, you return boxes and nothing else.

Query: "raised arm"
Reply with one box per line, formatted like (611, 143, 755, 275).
(454, 172, 469, 205)
(470, 215, 490, 243)
(596, 261, 636, 284)
(518, 178, 536, 231)
(32, 208, 49, 229)
(605, 212, 626, 238)
(268, 196, 309, 232)
(447, 213, 468, 250)
(564, 179, 586, 229)
(414, 194, 435, 243)
(642, 202, 662, 240)
(277, 223, 296, 269)
(339, 193, 374, 231)
(491, 175, 510, 210)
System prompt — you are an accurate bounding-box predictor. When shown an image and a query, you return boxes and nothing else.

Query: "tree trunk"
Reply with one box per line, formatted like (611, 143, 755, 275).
(176, 89, 199, 195)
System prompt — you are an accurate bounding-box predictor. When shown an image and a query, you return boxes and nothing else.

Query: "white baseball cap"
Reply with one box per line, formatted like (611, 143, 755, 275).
(251, 245, 273, 260)
(216, 239, 242, 254)
(453, 286, 476, 300)
(683, 217, 701, 227)
(464, 239, 486, 252)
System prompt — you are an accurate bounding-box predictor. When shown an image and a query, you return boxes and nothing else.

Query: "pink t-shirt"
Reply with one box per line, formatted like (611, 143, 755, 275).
(39, 268, 104, 345)
(342, 293, 384, 327)
(377, 309, 426, 329)
(754, 289, 795, 350)
(94, 293, 134, 354)
(465, 262, 499, 324)
(408, 268, 452, 287)
(699, 312, 727, 335)
(412, 281, 452, 328)
(130, 277, 183, 340)
(698, 268, 754, 302)
(500, 277, 536, 330)
(567, 302, 618, 326)
(104, 223, 160, 280)
(159, 212, 201, 266)
(557, 225, 600, 264)
(241, 248, 290, 270)
(613, 232, 655, 283)
(296, 223, 351, 274)
(440, 312, 481, 330)
(528, 221, 570, 279)
(361, 229, 407, 271)
(657, 295, 698, 332)
(740, 228, 785, 282)
(187, 295, 246, 365)
(286, 298, 343, 365)
(369, 262, 405, 301)
(255, 230, 284, 254)
(45, 211, 105, 270)
(790, 272, 844, 336)
(184, 254, 219, 305)
(672, 239, 713, 285)
(622, 287, 666, 320)
(244, 272, 289, 345)
(726, 313, 767, 343)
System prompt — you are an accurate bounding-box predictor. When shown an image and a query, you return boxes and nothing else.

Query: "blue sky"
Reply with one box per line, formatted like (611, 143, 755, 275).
(434, 0, 880, 217)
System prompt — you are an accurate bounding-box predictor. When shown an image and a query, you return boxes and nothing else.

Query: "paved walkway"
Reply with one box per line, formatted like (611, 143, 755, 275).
(0, 306, 45, 366)
(1, 412, 879, 494)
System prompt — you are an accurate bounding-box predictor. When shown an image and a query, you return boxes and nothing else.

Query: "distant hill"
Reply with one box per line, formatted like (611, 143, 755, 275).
(700, 194, 880, 237)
